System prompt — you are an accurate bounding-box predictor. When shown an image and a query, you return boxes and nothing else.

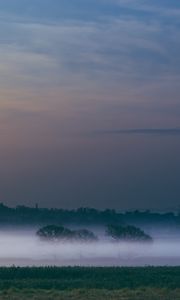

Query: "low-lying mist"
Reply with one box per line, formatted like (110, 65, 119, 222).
(0, 229, 180, 266)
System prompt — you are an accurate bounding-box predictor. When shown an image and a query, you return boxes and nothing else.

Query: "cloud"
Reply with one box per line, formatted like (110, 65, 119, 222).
(0, 1, 180, 94)
(96, 128, 180, 136)
(1, 6, 180, 135)
(114, 0, 180, 18)
(0, 13, 178, 95)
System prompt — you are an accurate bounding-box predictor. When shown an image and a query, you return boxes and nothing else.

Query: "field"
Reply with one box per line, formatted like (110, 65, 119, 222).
(0, 288, 180, 300)
(0, 267, 180, 299)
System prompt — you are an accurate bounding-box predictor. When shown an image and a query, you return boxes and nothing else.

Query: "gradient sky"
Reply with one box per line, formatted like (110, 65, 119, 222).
(0, 0, 180, 210)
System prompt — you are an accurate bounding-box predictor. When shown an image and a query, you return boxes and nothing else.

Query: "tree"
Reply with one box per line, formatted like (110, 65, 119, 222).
(74, 229, 98, 241)
(106, 224, 152, 242)
(36, 225, 98, 242)
(37, 225, 73, 241)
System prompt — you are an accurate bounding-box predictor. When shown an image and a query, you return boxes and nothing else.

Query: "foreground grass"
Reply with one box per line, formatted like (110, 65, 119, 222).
(0, 266, 180, 290)
(0, 267, 180, 299)
(0, 288, 180, 300)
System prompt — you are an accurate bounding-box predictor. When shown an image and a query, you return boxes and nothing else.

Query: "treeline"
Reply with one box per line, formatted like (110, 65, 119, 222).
(0, 203, 179, 226)
(0, 267, 180, 290)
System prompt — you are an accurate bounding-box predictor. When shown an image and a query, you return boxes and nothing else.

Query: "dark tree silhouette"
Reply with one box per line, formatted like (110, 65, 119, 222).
(37, 225, 98, 242)
(106, 224, 152, 242)
(37, 225, 73, 241)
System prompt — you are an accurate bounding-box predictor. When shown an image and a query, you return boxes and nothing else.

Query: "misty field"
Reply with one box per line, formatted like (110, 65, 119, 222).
(2, 228, 180, 266)
(0, 267, 180, 299)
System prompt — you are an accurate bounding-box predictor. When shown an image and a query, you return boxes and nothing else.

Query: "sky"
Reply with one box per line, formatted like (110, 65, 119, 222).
(0, 0, 180, 210)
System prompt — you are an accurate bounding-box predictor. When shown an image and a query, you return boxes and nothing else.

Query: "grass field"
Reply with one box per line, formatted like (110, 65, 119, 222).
(0, 288, 180, 300)
(0, 267, 180, 299)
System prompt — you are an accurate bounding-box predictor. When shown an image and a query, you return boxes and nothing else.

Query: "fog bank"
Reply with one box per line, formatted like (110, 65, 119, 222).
(0, 230, 180, 266)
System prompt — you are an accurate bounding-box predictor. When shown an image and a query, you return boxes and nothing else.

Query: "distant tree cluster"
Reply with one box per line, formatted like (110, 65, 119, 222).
(37, 224, 152, 243)
(37, 225, 98, 242)
(106, 224, 152, 242)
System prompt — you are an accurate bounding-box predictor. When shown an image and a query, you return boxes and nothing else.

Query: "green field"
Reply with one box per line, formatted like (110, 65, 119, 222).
(0, 267, 180, 299)
(0, 288, 180, 300)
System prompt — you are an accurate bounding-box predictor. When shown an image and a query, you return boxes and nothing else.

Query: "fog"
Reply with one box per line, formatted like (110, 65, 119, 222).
(0, 229, 180, 266)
